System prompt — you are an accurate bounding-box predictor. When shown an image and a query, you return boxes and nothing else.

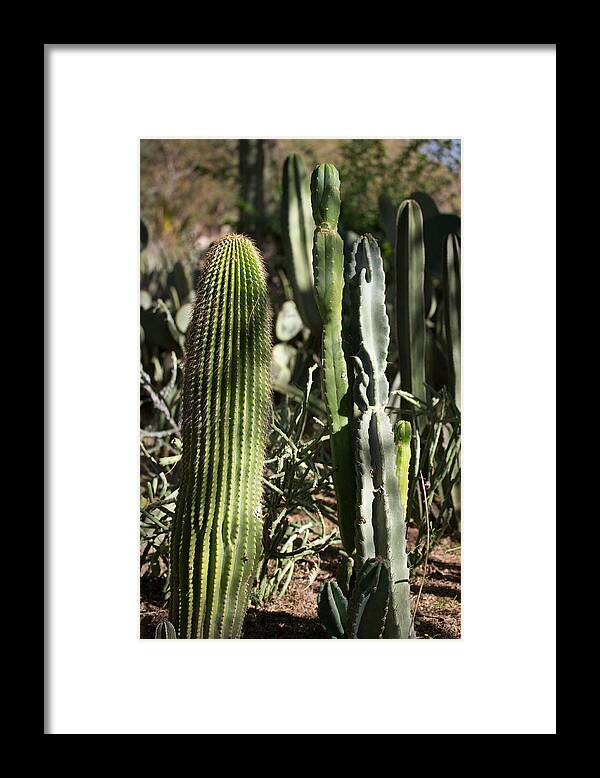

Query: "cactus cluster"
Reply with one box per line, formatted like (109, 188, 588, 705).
(383, 193, 461, 536)
(157, 156, 458, 640)
(311, 165, 414, 639)
(346, 235, 412, 638)
(318, 557, 393, 639)
(169, 234, 272, 638)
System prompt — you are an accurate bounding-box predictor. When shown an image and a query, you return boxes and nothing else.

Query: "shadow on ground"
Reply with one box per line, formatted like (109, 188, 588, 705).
(243, 608, 324, 639)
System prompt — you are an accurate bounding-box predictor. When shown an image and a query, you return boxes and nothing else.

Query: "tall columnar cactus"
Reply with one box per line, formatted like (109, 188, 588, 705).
(347, 234, 413, 639)
(169, 234, 272, 639)
(395, 199, 427, 413)
(443, 233, 461, 409)
(311, 164, 357, 554)
(281, 154, 321, 335)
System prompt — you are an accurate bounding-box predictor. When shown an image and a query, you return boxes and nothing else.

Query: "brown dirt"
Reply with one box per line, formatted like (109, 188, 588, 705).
(409, 533, 461, 639)
(140, 531, 461, 639)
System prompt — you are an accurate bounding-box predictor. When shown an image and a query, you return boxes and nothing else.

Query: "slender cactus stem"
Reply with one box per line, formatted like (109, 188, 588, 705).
(311, 164, 357, 554)
(281, 154, 321, 334)
(395, 199, 427, 415)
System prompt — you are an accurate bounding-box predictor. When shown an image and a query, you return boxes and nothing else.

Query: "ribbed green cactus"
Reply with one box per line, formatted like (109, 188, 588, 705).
(394, 420, 412, 520)
(317, 558, 393, 639)
(346, 558, 391, 639)
(395, 199, 427, 412)
(443, 233, 461, 410)
(169, 234, 272, 638)
(317, 580, 347, 639)
(155, 621, 177, 639)
(281, 154, 321, 334)
(347, 234, 413, 639)
(311, 164, 357, 554)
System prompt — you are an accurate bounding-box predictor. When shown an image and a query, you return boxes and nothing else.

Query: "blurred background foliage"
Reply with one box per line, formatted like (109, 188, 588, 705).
(141, 139, 460, 272)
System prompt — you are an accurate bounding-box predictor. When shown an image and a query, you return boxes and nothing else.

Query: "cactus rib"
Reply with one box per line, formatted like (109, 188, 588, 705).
(169, 234, 271, 638)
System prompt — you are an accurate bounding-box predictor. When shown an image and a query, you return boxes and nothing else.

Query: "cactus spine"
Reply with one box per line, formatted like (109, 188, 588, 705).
(443, 233, 461, 409)
(347, 235, 413, 639)
(395, 199, 427, 412)
(169, 234, 271, 638)
(311, 164, 357, 554)
(281, 154, 321, 334)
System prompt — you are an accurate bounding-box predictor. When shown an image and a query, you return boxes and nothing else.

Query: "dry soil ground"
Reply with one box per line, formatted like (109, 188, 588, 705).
(140, 531, 461, 639)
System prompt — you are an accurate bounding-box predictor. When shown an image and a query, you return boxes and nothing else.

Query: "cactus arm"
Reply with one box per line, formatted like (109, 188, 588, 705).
(393, 420, 412, 521)
(443, 233, 461, 409)
(169, 235, 271, 639)
(353, 402, 376, 562)
(281, 154, 321, 334)
(346, 558, 390, 639)
(395, 199, 427, 409)
(317, 580, 348, 638)
(314, 226, 349, 436)
(335, 555, 354, 597)
(347, 235, 412, 639)
(311, 164, 357, 554)
(155, 621, 178, 639)
(373, 411, 412, 638)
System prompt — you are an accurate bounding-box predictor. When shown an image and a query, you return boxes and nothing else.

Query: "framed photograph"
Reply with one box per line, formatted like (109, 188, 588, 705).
(46, 44, 556, 734)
